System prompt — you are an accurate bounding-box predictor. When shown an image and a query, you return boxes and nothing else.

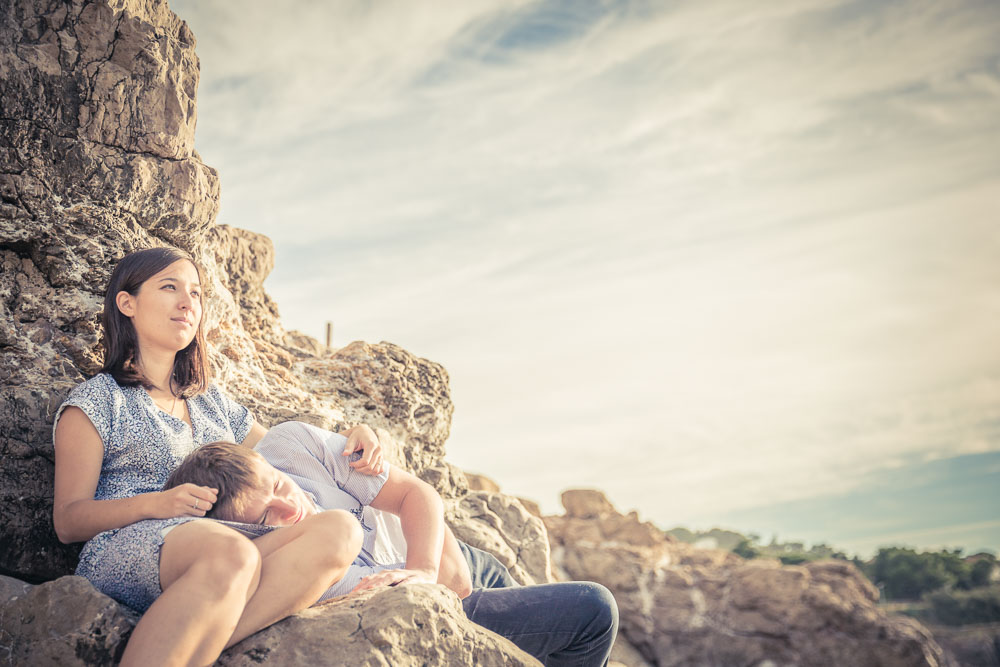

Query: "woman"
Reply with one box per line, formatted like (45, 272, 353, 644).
(52, 247, 387, 665)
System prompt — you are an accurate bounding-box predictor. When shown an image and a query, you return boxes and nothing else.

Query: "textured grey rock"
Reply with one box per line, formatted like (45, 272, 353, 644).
(0, 575, 539, 667)
(219, 584, 539, 667)
(447, 491, 553, 586)
(0, 575, 138, 666)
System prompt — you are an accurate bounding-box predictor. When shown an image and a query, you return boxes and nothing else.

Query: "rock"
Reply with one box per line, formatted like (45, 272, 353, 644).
(545, 490, 954, 667)
(561, 488, 619, 519)
(516, 496, 543, 519)
(219, 584, 539, 666)
(0, 575, 538, 667)
(0, 575, 138, 666)
(296, 341, 456, 490)
(1, 0, 223, 582)
(610, 633, 653, 667)
(466, 471, 501, 492)
(447, 491, 554, 586)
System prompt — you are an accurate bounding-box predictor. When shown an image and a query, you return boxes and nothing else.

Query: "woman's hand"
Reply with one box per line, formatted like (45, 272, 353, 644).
(350, 568, 437, 594)
(149, 483, 218, 519)
(341, 424, 388, 476)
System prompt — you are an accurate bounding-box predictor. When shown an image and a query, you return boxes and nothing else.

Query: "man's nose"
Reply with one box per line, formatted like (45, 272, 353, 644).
(274, 497, 297, 518)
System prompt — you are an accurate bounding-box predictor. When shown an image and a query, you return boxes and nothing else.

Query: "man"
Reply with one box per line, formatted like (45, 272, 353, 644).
(165, 421, 618, 666)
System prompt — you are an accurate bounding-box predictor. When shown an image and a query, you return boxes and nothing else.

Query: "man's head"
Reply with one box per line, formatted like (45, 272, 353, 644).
(165, 442, 316, 526)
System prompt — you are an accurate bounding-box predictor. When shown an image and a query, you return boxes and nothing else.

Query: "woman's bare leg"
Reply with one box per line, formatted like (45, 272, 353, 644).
(225, 509, 363, 647)
(120, 521, 261, 667)
(121, 510, 362, 666)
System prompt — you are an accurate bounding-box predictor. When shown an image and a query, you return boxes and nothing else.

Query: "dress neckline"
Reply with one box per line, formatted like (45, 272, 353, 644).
(139, 387, 194, 436)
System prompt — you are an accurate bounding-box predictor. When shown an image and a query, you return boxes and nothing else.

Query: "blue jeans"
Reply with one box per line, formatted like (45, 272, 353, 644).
(459, 542, 619, 667)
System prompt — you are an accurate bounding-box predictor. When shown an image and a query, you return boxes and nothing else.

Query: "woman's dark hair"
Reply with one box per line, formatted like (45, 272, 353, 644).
(100, 247, 210, 397)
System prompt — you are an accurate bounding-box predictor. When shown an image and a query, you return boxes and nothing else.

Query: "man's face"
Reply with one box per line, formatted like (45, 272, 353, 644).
(239, 456, 318, 527)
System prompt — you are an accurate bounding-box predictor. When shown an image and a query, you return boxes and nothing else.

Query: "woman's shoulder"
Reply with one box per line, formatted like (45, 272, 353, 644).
(192, 382, 244, 411)
(55, 373, 128, 443)
(65, 372, 124, 402)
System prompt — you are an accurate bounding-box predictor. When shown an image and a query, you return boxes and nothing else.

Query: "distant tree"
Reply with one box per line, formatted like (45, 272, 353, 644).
(779, 554, 809, 565)
(733, 539, 758, 560)
(926, 586, 1000, 626)
(969, 557, 997, 588)
(870, 548, 960, 600)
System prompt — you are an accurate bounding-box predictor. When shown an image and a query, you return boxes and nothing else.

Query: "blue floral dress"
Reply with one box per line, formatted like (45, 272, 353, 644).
(53, 373, 258, 612)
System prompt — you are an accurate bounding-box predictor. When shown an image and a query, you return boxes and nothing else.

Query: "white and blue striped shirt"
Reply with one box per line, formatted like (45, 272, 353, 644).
(255, 421, 407, 599)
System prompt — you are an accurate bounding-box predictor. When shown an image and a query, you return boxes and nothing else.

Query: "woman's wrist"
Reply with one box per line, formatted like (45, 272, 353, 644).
(137, 490, 161, 520)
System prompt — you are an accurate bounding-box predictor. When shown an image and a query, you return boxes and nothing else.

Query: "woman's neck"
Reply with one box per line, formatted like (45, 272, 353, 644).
(135, 347, 177, 395)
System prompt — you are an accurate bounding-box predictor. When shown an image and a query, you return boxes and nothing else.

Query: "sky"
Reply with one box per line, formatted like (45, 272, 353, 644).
(170, 0, 1000, 558)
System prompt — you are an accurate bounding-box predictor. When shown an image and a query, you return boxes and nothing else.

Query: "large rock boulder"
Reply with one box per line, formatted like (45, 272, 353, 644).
(0, 575, 138, 665)
(545, 489, 954, 667)
(0, 575, 538, 666)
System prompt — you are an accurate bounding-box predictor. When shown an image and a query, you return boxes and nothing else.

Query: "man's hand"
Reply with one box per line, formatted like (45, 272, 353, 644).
(340, 424, 386, 475)
(350, 568, 437, 594)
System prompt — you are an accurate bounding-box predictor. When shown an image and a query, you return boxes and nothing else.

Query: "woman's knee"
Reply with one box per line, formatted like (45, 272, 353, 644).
(174, 530, 261, 596)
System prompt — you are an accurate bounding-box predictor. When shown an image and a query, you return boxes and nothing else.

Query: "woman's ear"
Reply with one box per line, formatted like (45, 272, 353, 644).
(115, 291, 135, 317)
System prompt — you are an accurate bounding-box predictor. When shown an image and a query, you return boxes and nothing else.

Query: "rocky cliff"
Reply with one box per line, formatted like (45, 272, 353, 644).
(0, 0, 955, 665)
(545, 489, 954, 667)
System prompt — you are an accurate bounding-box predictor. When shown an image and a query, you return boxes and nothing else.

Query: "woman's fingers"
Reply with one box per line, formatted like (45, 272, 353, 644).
(182, 483, 217, 515)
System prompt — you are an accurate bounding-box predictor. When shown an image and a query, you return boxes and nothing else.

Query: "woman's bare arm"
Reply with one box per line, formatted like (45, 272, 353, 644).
(53, 406, 217, 544)
(240, 421, 269, 449)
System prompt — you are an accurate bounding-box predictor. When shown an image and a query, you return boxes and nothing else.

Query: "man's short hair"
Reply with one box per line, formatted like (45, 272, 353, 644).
(164, 442, 264, 522)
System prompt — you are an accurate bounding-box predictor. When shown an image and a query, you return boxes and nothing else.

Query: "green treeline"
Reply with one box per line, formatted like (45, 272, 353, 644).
(862, 547, 996, 600)
(727, 536, 1000, 626)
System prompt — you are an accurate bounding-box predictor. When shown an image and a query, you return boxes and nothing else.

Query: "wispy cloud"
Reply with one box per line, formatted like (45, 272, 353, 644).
(172, 0, 1000, 550)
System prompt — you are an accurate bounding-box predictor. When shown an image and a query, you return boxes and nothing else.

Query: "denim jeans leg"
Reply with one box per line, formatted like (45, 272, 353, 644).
(462, 581, 619, 667)
(458, 540, 519, 589)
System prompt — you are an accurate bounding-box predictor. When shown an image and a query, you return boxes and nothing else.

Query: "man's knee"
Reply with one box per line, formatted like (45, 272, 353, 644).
(299, 509, 363, 569)
(578, 582, 618, 636)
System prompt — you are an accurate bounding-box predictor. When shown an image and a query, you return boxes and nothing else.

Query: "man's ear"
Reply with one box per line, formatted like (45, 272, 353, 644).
(115, 291, 135, 317)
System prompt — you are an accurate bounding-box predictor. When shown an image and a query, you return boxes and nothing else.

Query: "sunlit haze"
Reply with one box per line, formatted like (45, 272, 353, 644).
(171, 0, 1000, 558)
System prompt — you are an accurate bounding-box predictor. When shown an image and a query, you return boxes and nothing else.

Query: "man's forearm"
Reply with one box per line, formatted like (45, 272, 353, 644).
(397, 481, 446, 577)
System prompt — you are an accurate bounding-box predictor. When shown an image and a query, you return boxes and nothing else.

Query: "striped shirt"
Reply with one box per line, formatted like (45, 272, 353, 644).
(254, 421, 407, 599)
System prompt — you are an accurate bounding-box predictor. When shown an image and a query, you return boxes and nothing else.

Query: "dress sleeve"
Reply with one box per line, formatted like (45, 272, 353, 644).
(52, 374, 116, 448)
(207, 384, 255, 444)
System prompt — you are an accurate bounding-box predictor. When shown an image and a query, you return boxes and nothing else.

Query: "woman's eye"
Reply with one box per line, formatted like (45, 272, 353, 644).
(191, 291, 201, 298)
(162, 284, 175, 290)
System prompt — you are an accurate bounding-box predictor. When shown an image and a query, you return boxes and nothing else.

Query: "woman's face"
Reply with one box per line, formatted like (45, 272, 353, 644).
(118, 259, 203, 355)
